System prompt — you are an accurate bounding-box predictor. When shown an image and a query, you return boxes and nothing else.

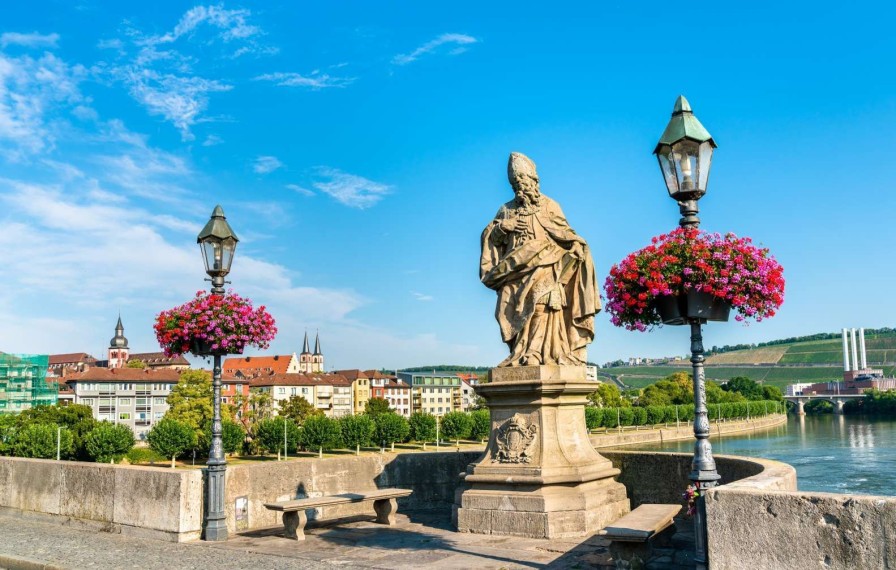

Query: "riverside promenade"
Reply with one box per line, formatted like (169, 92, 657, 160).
(0, 510, 614, 570)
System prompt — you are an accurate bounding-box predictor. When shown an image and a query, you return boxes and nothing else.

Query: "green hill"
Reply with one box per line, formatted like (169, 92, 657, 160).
(606, 329, 896, 390)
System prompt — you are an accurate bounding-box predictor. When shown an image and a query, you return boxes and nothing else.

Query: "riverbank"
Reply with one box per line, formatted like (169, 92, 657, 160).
(589, 413, 787, 448)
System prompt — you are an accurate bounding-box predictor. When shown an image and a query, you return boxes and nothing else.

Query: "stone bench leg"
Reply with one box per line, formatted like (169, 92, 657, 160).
(373, 498, 398, 525)
(283, 510, 308, 540)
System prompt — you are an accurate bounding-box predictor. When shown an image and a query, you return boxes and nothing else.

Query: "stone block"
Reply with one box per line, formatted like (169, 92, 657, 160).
(5, 458, 62, 515)
(113, 466, 202, 537)
(59, 463, 115, 522)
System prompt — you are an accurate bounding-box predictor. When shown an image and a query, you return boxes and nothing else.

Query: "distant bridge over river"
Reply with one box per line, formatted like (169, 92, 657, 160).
(784, 394, 864, 415)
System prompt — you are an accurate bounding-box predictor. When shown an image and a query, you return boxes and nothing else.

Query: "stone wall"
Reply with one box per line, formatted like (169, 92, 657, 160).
(590, 413, 787, 449)
(224, 451, 479, 534)
(600, 450, 796, 513)
(0, 456, 203, 542)
(706, 483, 896, 569)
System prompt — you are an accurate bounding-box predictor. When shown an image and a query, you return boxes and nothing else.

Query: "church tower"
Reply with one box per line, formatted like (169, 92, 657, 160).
(312, 331, 324, 373)
(108, 316, 129, 369)
(299, 331, 313, 374)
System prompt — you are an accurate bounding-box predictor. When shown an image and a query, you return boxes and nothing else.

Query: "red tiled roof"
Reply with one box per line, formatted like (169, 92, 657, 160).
(48, 353, 96, 365)
(250, 372, 352, 388)
(129, 352, 189, 366)
(364, 370, 397, 380)
(223, 354, 294, 375)
(334, 369, 366, 381)
(65, 368, 237, 383)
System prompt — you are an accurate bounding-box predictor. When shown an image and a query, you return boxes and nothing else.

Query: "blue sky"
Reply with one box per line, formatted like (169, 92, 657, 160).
(1, 2, 895, 369)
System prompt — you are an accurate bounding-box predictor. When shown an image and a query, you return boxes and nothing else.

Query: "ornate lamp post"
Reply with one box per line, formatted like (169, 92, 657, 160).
(654, 96, 718, 570)
(197, 205, 239, 541)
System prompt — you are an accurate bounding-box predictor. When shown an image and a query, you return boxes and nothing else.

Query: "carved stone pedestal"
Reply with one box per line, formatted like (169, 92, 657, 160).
(454, 365, 630, 539)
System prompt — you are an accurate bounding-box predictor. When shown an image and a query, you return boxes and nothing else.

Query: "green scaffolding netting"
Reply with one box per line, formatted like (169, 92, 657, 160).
(0, 354, 56, 413)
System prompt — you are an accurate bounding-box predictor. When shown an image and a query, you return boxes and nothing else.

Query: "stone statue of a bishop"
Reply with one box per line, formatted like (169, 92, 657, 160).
(480, 152, 599, 367)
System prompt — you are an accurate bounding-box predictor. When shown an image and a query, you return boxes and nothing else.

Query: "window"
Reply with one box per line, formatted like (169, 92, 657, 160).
(291, 387, 297, 396)
(302, 387, 309, 394)
(278, 387, 286, 395)
(154, 397, 166, 405)
(154, 412, 164, 420)
(119, 398, 131, 406)
(81, 398, 95, 406)
(99, 398, 112, 406)
(119, 412, 131, 420)
(136, 398, 148, 406)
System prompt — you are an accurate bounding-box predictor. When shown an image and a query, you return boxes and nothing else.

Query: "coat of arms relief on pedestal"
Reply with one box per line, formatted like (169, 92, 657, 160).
(493, 413, 538, 464)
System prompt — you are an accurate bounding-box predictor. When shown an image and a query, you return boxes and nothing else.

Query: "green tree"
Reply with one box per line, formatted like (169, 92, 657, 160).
(278, 395, 322, 425)
(13, 423, 73, 459)
(722, 377, 763, 400)
(339, 414, 375, 455)
(409, 412, 437, 449)
(147, 418, 196, 468)
(706, 382, 746, 404)
(469, 409, 491, 441)
(588, 383, 629, 408)
(166, 370, 215, 445)
(374, 413, 410, 452)
(255, 417, 301, 456)
(364, 397, 391, 419)
(84, 422, 135, 463)
(126, 359, 146, 369)
(762, 385, 784, 402)
(0, 414, 19, 455)
(440, 411, 472, 445)
(201, 420, 246, 456)
(300, 415, 343, 458)
(17, 404, 96, 460)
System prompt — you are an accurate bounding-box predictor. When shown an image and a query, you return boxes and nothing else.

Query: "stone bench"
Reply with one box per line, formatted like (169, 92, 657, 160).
(599, 504, 681, 569)
(263, 488, 413, 540)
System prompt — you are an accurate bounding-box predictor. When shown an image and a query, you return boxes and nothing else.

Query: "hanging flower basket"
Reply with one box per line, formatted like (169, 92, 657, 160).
(604, 228, 784, 331)
(154, 291, 277, 357)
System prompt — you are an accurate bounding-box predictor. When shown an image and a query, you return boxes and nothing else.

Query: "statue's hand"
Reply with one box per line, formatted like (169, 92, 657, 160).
(569, 241, 585, 260)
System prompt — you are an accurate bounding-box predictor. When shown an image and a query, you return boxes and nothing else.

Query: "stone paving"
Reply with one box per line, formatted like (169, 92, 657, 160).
(0, 510, 615, 569)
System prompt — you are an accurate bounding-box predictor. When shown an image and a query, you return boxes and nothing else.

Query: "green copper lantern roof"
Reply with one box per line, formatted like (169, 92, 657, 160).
(654, 95, 717, 152)
(197, 205, 239, 243)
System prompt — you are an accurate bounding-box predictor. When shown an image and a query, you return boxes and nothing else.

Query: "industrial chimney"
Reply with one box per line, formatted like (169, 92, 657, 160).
(859, 328, 867, 370)
(842, 328, 850, 372)
(850, 328, 859, 372)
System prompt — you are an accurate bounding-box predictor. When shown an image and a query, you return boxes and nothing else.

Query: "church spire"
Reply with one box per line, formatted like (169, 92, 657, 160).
(313, 330, 322, 355)
(110, 314, 128, 349)
(302, 330, 311, 354)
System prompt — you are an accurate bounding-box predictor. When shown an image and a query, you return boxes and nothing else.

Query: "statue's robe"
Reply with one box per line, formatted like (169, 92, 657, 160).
(480, 194, 599, 367)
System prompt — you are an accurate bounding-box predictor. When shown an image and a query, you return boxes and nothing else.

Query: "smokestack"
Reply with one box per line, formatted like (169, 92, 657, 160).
(842, 328, 851, 372)
(851, 328, 859, 372)
(859, 328, 867, 370)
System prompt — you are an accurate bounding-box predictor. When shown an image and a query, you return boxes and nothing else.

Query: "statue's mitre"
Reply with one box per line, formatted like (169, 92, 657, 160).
(508, 152, 538, 181)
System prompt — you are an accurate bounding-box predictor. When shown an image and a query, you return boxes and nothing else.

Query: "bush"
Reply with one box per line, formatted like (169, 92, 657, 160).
(13, 423, 73, 459)
(585, 407, 603, 430)
(125, 447, 166, 465)
(85, 422, 135, 463)
(300, 415, 343, 456)
(618, 408, 635, 427)
(147, 418, 196, 468)
(409, 412, 437, 446)
(374, 413, 410, 451)
(440, 411, 472, 444)
(255, 417, 301, 456)
(645, 406, 665, 425)
(16, 404, 96, 460)
(631, 407, 647, 425)
(469, 409, 491, 441)
(340, 414, 375, 454)
(202, 420, 246, 456)
(0, 414, 18, 456)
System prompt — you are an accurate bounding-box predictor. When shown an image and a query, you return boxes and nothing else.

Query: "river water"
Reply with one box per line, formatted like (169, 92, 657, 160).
(629, 415, 896, 496)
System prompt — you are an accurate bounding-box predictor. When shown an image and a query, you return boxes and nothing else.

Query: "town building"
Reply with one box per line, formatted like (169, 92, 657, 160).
(459, 377, 479, 412)
(0, 354, 56, 413)
(249, 372, 353, 418)
(64, 367, 242, 439)
(334, 369, 373, 415)
(785, 383, 814, 397)
(397, 371, 464, 417)
(47, 353, 97, 377)
(223, 354, 299, 378)
(365, 371, 411, 417)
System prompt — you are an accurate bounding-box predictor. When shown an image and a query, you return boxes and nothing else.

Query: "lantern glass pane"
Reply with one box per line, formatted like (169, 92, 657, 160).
(671, 139, 700, 193)
(656, 146, 679, 196)
(201, 238, 235, 277)
(697, 140, 714, 192)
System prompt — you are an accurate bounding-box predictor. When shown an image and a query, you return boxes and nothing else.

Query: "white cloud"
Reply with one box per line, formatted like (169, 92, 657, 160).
(412, 291, 434, 302)
(254, 71, 354, 89)
(154, 5, 262, 45)
(286, 183, 314, 197)
(202, 134, 223, 146)
(0, 32, 60, 49)
(312, 167, 391, 209)
(0, 51, 87, 159)
(253, 155, 283, 174)
(392, 33, 478, 65)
